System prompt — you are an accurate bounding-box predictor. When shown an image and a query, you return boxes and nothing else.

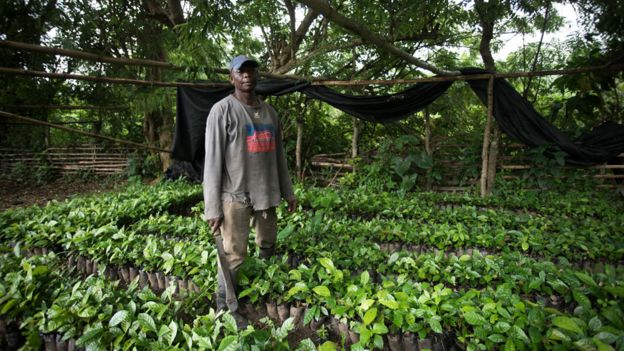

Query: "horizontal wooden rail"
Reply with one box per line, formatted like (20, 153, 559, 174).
(0, 104, 126, 110)
(0, 40, 304, 80)
(0, 67, 230, 88)
(0, 110, 170, 153)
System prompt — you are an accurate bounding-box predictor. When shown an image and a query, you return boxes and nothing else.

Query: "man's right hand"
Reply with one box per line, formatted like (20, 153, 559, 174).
(208, 217, 223, 234)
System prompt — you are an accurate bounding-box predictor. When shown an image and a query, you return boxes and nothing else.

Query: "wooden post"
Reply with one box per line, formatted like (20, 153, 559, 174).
(424, 108, 433, 190)
(486, 124, 501, 194)
(351, 116, 360, 158)
(480, 75, 495, 197)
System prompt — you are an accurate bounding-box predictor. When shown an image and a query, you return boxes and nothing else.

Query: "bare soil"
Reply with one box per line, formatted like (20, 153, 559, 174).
(0, 177, 126, 212)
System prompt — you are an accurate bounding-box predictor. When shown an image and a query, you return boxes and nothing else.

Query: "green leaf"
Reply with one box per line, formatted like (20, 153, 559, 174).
(575, 272, 598, 288)
(494, 321, 511, 333)
(77, 327, 104, 346)
(277, 223, 294, 241)
(359, 324, 372, 345)
(295, 338, 316, 351)
(593, 332, 617, 344)
(109, 310, 130, 327)
(217, 335, 238, 351)
(312, 285, 331, 298)
(318, 341, 337, 351)
(428, 317, 443, 334)
(488, 334, 506, 343)
(285, 282, 308, 300)
(371, 322, 388, 335)
(573, 290, 592, 310)
(168, 321, 178, 346)
(138, 313, 157, 333)
(360, 299, 375, 311)
(604, 286, 624, 298)
(504, 337, 516, 351)
(380, 299, 399, 309)
(318, 258, 335, 272)
(459, 254, 471, 262)
(592, 337, 615, 351)
(388, 252, 399, 264)
(573, 338, 597, 351)
(601, 307, 624, 329)
(588, 316, 602, 332)
(303, 305, 318, 326)
(464, 311, 486, 326)
(223, 313, 237, 333)
(363, 308, 377, 325)
(78, 306, 98, 318)
(548, 328, 571, 342)
(511, 326, 530, 344)
(552, 316, 583, 334)
(360, 271, 370, 285)
(1, 299, 18, 314)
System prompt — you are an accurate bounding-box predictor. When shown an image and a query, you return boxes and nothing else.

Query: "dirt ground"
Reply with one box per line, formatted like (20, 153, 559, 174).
(0, 177, 126, 212)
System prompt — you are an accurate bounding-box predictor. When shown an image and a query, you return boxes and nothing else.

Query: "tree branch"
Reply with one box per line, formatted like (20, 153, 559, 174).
(273, 31, 439, 75)
(475, 0, 496, 71)
(167, 0, 185, 25)
(296, 0, 457, 75)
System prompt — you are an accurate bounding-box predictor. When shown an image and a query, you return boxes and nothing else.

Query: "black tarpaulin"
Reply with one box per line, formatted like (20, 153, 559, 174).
(172, 79, 452, 164)
(172, 70, 624, 168)
(172, 79, 310, 163)
(461, 68, 624, 165)
(301, 81, 452, 123)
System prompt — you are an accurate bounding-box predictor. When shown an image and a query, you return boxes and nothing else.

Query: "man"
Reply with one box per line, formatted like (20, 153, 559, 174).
(203, 55, 297, 324)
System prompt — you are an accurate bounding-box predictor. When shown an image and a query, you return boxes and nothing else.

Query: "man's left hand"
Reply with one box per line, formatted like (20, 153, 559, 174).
(287, 198, 297, 212)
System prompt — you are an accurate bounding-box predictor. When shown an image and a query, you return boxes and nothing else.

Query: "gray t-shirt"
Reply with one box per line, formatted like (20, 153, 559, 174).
(203, 94, 295, 220)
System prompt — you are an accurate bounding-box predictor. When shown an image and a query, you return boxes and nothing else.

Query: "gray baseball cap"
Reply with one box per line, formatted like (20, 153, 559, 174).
(229, 55, 259, 71)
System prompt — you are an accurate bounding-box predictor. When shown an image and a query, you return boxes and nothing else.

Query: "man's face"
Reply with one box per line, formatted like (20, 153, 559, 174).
(230, 63, 258, 93)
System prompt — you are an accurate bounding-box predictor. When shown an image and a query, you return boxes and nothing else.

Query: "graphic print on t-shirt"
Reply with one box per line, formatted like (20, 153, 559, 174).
(246, 124, 276, 153)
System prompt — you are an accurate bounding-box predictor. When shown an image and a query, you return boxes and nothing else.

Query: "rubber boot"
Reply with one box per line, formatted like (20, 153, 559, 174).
(259, 245, 275, 259)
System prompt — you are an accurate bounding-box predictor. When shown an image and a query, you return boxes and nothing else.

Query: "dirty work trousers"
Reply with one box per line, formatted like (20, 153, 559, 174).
(216, 201, 277, 311)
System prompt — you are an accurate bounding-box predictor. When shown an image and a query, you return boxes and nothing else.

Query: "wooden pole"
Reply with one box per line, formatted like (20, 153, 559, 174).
(0, 40, 305, 80)
(1, 64, 622, 88)
(486, 125, 501, 195)
(351, 116, 361, 158)
(0, 110, 170, 153)
(480, 75, 495, 197)
(424, 108, 433, 190)
(0, 40, 178, 69)
(0, 67, 230, 88)
(0, 104, 126, 110)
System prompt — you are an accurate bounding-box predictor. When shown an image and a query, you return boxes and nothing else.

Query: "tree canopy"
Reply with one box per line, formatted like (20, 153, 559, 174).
(0, 0, 622, 173)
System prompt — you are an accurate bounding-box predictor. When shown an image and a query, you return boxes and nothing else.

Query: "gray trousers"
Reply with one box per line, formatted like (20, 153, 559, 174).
(216, 201, 277, 310)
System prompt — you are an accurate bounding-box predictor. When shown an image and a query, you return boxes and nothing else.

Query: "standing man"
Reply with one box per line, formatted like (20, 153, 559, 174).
(203, 55, 297, 323)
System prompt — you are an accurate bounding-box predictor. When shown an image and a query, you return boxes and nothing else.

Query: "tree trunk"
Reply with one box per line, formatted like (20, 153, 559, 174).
(476, 0, 498, 196)
(296, 118, 304, 180)
(480, 76, 494, 197)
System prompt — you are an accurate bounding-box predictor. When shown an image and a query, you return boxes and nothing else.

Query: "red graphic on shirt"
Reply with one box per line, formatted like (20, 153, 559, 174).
(246, 124, 276, 153)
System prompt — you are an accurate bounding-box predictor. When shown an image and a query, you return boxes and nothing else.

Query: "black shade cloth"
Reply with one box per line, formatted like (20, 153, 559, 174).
(301, 81, 452, 123)
(173, 69, 624, 168)
(172, 78, 451, 164)
(461, 68, 624, 165)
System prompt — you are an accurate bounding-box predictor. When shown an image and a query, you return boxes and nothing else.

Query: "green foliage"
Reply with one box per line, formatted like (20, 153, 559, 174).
(7, 160, 56, 185)
(346, 134, 432, 192)
(1, 180, 623, 350)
